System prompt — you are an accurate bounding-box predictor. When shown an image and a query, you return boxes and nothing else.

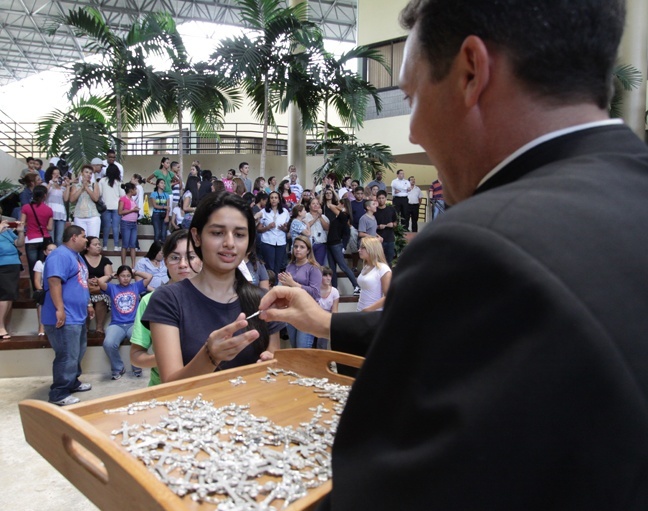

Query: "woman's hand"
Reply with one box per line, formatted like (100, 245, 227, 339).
(257, 350, 274, 363)
(205, 313, 260, 366)
(278, 271, 296, 287)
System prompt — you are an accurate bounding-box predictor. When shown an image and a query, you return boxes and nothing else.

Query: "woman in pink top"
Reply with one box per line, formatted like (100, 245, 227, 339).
(20, 184, 53, 285)
(118, 183, 140, 267)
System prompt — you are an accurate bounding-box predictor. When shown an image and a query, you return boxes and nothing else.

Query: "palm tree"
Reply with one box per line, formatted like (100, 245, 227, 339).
(610, 63, 642, 118)
(301, 44, 389, 159)
(210, 0, 321, 176)
(151, 56, 242, 178)
(310, 125, 395, 185)
(48, 6, 183, 159)
(36, 96, 117, 172)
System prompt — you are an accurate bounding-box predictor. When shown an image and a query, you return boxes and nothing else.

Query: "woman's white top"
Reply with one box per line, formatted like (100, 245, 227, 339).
(259, 208, 290, 246)
(357, 263, 391, 312)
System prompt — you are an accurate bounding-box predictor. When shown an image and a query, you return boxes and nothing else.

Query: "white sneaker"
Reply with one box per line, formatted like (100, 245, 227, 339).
(50, 395, 80, 406)
(72, 382, 92, 393)
(353, 286, 361, 296)
(114, 246, 121, 251)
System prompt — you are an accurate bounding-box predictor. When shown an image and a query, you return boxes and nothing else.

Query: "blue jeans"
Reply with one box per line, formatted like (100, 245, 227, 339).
(152, 212, 168, 244)
(45, 323, 87, 402)
(287, 324, 315, 349)
(101, 209, 121, 248)
(382, 241, 395, 267)
(260, 242, 287, 276)
(327, 243, 358, 289)
(103, 323, 136, 375)
(52, 219, 66, 246)
(25, 242, 42, 285)
(120, 220, 138, 249)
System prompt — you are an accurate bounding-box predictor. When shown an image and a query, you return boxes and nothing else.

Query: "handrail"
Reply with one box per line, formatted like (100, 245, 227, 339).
(0, 120, 350, 160)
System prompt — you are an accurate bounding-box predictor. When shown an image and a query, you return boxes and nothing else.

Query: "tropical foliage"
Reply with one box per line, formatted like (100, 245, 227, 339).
(300, 44, 389, 158)
(610, 63, 643, 119)
(48, 6, 184, 159)
(310, 125, 395, 185)
(210, 0, 322, 176)
(36, 96, 117, 172)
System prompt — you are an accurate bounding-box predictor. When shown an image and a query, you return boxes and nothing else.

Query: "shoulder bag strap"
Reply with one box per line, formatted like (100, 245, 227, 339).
(29, 203, 46, 237)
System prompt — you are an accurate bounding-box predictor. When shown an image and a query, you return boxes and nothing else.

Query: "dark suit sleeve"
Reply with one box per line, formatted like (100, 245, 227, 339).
(329, 221, 648, 511)
(330, 311, 381, 357)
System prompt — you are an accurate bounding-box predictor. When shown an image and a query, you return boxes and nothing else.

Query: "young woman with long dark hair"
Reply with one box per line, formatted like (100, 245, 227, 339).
(143, 191, 283, 383)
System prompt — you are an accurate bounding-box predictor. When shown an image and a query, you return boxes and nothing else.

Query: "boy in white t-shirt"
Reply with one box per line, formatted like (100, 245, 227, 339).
(33, 243, 57, 336)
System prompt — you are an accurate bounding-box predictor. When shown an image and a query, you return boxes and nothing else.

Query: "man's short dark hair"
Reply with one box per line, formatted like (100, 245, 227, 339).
(239, 161, 249, 170)
(364, 199, 375, 211)
(63, 225, 84, 243)
(354, 186, 365, 194)
(377, 190, 388, 198)
(107, 149, 116, 156)
(399, 0, 625, 109)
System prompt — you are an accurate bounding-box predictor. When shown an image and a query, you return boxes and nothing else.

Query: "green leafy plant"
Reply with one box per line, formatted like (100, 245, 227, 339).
(610, 63, 643, 119)
(36, 96, 117, 172)
(310, 125, 395, 185)
(210, 0, 322, 176)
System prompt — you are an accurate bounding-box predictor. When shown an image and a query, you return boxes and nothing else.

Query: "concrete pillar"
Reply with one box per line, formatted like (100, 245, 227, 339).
(619, 0, 648, 138)
(288, 0, 308, 185)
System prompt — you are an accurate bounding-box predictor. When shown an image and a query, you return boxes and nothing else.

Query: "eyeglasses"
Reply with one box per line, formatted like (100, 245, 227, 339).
(167, 253, 200, 265)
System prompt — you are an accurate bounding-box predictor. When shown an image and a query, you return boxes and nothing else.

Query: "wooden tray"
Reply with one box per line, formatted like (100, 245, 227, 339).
(19, 349, 364, 511)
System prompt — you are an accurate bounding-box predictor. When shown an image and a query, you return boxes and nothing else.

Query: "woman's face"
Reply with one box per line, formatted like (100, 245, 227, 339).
(162, 159, 170, 170)
(270, 177, 276, 187)
(154, 250, 164, 262)
(82, 168, 92, 182)
(310, 199, 321, 213)
(157, 180, 165, 191)
(88, 238, 102, 255)
(227, 170, 235, 179)
(166, 243, 202, 282)
(324, 190, 334, 201)
(258, 178, 266, 188)
(269, 193, 280, 207)
(130, 176, 138, 185)
(359, 244, 368, 261)
(298, 208, 306, 220)
(321, 273, 332, 286)
(117, 270, 133, 286)
(292, 240, 309, 262)
(35, 175, 43, 186)
(191, 206, 249, 274)
(190, 166, 198, 176)
(52, 169, 61, 181)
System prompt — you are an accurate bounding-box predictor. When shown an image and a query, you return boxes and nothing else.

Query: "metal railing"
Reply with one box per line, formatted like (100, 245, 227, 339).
(0, 118, 346, 160)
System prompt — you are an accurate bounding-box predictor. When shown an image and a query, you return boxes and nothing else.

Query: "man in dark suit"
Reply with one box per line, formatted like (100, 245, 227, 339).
(260, 0, 648, 509)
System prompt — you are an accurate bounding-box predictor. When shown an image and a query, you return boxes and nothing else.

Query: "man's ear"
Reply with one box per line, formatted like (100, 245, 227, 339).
(457, 35, 491, 108)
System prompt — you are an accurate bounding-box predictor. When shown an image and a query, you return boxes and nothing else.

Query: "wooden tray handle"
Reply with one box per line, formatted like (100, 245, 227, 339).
(19, 399, 184, 511)
(273, 349, 364, 384)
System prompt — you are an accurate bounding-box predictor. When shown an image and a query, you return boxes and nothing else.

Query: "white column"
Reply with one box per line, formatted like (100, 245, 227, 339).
(288, 0, 308, 185)
(619, 0, 648, 138)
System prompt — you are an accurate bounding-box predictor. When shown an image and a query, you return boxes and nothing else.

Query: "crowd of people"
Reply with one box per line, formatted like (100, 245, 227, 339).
(5, 153, 444, 405)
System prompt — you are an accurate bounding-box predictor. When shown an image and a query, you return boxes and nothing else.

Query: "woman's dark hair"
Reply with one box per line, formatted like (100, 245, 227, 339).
(188, 191, 269, 355)
(122, 182, 135, 193)
(31, 185, 47, 205)
(287, 204, 305, 234)
(340, 197, 353, 224)
(201, 169, 213, 182)
(84, 235, 99, 255)
(253, 177, 265, 193)
(145, 241, 163, 260)
(265, 191, 284, 214)
(248, 245, 260, 272)
(106, 164, 121, 187)
(279, 179, 291, 194)
(22, 173, 38, 188)
(155, 178, 166, 191)
(44, 166, 59, 184)
(185, 175, 200, 207)
(159, 157, 169, 169)
(116, 265, 134, 279)
(132, 173, 145, 184)
(227, 168, 236, 178)
(321, 265, 333, 277)
(162, 229, 189, 259)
